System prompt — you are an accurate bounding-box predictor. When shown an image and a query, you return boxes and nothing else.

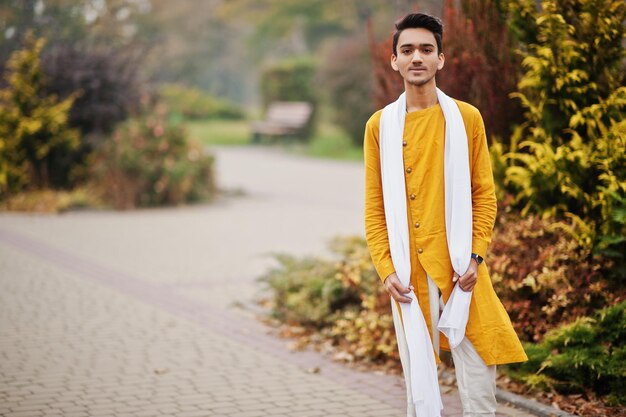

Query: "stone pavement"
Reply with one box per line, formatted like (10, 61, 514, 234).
(0, 146, 535, 417)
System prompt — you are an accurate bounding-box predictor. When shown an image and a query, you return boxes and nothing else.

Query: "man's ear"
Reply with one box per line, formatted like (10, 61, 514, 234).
(390, 54, 399, 72)
(437, 52, 445, 71)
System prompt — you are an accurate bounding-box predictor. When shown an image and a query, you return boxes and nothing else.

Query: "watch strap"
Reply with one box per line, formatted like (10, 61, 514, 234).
(471, 253, 484, 265)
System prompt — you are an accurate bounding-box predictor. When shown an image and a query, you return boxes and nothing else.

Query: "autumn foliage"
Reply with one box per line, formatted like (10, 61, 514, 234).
(489, 212, 624, 342)
(0, 32, 80, 196)
(259, 236, 399, 367)
(89, 97, 216, 209)
(260, 217, 626, 409)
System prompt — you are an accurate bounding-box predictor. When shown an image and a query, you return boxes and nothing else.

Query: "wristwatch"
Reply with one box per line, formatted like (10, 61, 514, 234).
(471, 253, 484, 265)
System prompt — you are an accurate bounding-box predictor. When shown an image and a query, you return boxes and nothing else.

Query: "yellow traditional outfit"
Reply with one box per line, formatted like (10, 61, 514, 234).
(364, 99, 527, 366)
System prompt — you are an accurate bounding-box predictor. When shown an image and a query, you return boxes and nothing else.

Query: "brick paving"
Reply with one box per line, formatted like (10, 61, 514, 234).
(0, 147, 534, 416)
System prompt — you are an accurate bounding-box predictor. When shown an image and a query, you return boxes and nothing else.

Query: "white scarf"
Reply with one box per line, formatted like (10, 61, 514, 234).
(379, 88, 473, 417)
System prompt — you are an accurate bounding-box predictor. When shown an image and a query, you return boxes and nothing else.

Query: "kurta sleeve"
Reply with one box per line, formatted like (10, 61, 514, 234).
(363, 114, 396, 283)
(469, 111, 497, 260)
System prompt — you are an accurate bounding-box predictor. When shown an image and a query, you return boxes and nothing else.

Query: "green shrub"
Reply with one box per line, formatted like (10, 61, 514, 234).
(260, 57, 317, 107)
(259, 252, 361, 327)
(89, 100, 216, 209)
(504, 301, 626, 405)
(158, 84, 244, 120)
(259, 57, 317, 139)
(258, 236, 398, 363)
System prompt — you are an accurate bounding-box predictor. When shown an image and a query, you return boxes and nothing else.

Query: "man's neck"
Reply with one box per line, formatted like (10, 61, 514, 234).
(405, 81, 439, 112)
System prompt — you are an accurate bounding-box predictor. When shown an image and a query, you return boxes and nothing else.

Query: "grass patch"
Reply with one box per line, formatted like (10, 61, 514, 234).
(277, 123, 363, 161)
(185, 119, 251, 146)
(304, 123, 363, 161)
(185, 118, 363, 162)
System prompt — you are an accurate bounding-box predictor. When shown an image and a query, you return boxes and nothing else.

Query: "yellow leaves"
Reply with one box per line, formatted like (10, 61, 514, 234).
(505, 0, 626, 258)
(0, 171, 6, 188)
(522, 274, 538, 291)
(0, 31, 81, 194)
(565, 69, 589, 84)
(263, 235, 400, 365)
(512, 0, 625, 148)
(328, 306, 397, 362)
(21, 118, 43, 136)
(569, 112, 584, 129)
(535, 10, 566, 27)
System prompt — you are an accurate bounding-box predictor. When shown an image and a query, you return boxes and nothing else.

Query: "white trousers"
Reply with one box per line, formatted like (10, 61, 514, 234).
(391, 276, 497, 417)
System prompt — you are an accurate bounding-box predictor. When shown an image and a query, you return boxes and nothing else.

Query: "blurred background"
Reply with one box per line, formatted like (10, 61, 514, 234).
(0, 0, 625, 415)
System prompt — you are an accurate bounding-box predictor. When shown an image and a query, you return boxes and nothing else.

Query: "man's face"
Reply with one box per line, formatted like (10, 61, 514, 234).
(391, 27, 444, 87)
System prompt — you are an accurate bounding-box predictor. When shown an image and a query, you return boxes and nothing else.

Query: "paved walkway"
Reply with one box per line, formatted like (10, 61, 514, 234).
(0, 146, 533, 417)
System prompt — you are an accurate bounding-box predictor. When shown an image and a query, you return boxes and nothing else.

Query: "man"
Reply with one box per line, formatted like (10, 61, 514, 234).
(364, 13, 527, 417)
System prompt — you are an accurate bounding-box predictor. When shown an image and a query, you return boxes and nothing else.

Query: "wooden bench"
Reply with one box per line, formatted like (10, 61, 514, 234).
(251, 101, 313, 142)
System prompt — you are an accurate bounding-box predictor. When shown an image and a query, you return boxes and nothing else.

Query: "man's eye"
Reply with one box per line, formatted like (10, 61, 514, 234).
(423, 48, 432, 53)
(402, 49, 412, 54)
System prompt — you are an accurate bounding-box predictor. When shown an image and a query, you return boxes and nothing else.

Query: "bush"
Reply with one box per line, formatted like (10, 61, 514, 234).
(259, 253, 354, 327)
(507, 0, 626, 144)
(260, 57, 317, 108)
(489, 212, 624, 342)
(316, 35, 375, 146)
(438, 0, 523, 142)
(158, 84, 244, 120)
(366, 20, 403, 110)
(327, 293, 398, 363)
(0, 32, 80, 196)
(42, 41, 145, 137)
(504, 116, 626, 264)
(259, 57, 317, 139)
(258, 236, 398, 364)
(504, 301, 626, 405)
(501, 0, 626, 280)
(38, 41, 146, 188)
(89, 98, 216, 209)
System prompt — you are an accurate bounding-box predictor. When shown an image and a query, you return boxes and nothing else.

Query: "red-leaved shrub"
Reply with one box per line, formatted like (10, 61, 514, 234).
(489, 211, 624, 342)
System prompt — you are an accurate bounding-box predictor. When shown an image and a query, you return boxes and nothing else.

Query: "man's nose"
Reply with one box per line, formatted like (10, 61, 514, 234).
(411, 51, 423, 63)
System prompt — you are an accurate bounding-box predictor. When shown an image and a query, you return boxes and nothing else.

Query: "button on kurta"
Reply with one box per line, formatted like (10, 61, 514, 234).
(410, 194, 416, 200)
(402, 140, 407, 147)
(418, 248, 423, 254)
(415, 222, 420, 228)
(406, 167, 412, 173)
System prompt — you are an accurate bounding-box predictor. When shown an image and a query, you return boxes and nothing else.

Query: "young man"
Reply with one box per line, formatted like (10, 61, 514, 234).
(364, 13, 527, 417)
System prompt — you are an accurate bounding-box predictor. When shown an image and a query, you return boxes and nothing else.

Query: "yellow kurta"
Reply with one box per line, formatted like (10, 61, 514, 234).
(363, 99, 527, 366)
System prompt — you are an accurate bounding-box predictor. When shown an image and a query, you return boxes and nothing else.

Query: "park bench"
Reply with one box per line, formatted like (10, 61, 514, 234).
(251, 101, 313, 143)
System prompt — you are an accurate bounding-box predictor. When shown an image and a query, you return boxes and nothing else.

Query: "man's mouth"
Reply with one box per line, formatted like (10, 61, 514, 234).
(409, 67, 426, 72)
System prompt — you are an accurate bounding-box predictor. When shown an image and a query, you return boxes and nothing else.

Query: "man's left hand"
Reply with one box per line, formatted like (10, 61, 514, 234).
(452, 259, 479, 292)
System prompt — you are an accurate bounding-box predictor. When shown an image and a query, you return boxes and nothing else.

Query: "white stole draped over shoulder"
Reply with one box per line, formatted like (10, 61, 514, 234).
(379, 88, 473, 417)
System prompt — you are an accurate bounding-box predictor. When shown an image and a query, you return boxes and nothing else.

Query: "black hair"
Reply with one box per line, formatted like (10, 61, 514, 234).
(392, 13, 443, 56)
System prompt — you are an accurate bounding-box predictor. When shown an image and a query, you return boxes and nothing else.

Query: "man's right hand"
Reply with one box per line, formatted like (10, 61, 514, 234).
(384, 273, 414, 303)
